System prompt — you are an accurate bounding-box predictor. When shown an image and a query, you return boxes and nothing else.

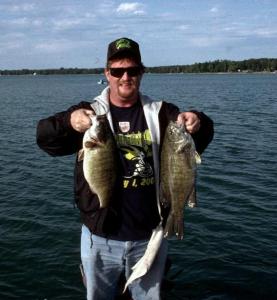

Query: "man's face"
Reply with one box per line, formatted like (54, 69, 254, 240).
(105, 58, 143, 107)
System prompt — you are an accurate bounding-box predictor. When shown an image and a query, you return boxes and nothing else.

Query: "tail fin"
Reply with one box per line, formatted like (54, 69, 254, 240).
(164, 213, 184, 240)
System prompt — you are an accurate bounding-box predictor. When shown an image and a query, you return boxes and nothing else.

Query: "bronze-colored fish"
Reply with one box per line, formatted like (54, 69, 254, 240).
(79, 114, 118, 208)
(160, 121, 201, 239)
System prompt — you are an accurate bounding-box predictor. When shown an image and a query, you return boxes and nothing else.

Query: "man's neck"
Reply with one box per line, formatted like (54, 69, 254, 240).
(109, 94, 139, 108)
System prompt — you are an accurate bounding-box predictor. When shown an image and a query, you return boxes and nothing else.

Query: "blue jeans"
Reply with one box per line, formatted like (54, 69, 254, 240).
(81, 225, 168, 300)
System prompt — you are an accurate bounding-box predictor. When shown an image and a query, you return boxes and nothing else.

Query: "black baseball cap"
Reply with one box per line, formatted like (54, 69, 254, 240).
(107, 37, 141, 63)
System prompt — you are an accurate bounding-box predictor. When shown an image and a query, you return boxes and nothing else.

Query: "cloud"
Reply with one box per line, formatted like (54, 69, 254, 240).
(8, 3, 35, 12)
(222, 26, 237, 32)
(96, 1, 116, 15)
(53, 19, 83, 30)
(35, 41, 72, 53)
(254, 28, 277, 38)
(33, 39, 95, 54)
(190, 36, 220, 47)
(221, 23, 277, 39)
(8, 17, 29, 26)
(116, 2, 145, 15)
(2, 16, 44, 30)
(178, 25, 190, 31)
(210, 6, 219, 13)
(0, 40, 23, 54)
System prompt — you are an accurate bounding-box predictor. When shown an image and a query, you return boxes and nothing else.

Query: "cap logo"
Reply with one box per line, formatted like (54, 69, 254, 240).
(116, 38, 131, 50)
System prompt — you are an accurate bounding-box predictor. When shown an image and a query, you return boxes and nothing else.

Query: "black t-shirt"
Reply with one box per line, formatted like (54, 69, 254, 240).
(106, 100, 160, 241)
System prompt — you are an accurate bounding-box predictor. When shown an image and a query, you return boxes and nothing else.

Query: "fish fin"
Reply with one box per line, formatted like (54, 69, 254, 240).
(195, 151, 201, 164)
(164, 213, 184, 240)
(98, 195, 108, 209)
(176, 144, 185, 154)
(187, 186, 197, 208)
(78, 149, 84, 162)
(159, 185, 170, 208)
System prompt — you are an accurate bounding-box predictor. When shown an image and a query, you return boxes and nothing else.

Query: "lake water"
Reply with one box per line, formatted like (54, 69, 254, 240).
(0, 73, 276, 299)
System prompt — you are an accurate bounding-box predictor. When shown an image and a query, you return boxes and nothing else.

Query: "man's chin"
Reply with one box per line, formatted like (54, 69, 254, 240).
(118, 88, 135, 99)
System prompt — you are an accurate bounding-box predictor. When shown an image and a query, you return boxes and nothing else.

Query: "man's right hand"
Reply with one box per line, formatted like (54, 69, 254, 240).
(70, 109, 94, 132)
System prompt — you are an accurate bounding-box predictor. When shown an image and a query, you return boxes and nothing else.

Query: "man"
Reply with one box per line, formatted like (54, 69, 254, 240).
(37, 37, 213, 300)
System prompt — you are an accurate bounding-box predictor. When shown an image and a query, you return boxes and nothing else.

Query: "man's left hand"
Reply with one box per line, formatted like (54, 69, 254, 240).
(177, 112, 200, 134)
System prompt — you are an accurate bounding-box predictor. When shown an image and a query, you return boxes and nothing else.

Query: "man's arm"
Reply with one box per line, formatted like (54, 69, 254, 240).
(36, 101, 93, 156)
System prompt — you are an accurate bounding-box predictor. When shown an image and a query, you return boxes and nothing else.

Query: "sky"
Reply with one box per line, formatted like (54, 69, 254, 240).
(1, 0, 277, 69)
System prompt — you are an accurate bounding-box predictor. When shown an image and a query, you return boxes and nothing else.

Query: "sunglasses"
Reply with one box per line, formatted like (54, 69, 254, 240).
(109, 66, 142, 78)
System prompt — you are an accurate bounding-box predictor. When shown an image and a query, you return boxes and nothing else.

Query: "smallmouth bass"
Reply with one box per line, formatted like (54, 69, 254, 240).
(160, 121, 201, 239)
(79, 114, 118, 208)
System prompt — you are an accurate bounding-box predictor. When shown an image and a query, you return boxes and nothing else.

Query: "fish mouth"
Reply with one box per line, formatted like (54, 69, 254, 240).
(88, 132, 97, 141)
(91, 137, 98, 143)
(88, 134, 105, 145)
(87, 132, 100, 144)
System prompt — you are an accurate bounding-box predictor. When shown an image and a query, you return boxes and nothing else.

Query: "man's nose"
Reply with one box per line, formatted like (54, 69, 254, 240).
(121, 70, 131, 79)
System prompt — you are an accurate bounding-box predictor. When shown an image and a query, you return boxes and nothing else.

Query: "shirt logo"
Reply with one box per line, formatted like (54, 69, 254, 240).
(119, 121, 130, 133)
(121, 145, 153, 178)
(114, 129, 154, 188)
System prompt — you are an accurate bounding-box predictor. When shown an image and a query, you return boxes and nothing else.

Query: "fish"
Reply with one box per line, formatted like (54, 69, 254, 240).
(123, 225, 164, 292)
(79, 114, 118, 208)
(160, 121, 201, 239)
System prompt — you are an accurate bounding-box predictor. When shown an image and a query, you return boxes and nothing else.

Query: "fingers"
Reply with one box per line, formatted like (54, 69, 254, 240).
(186, 121, 200, 134)
(70, 109, 94, 132)
(177, 112, 200, 134)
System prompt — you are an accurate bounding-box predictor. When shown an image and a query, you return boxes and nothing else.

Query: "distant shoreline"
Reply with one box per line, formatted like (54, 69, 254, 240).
(1, 58, 276, 75)
(1, 71, 276, 76)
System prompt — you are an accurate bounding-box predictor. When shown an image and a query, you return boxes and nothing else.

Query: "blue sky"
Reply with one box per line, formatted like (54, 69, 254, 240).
(1, 0, 277, 69)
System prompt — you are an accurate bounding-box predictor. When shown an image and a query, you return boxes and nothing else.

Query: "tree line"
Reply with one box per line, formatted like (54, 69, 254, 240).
(1, 58, 276, 75)
(0, 67, 103, 76)
(146, 58, 277, 73)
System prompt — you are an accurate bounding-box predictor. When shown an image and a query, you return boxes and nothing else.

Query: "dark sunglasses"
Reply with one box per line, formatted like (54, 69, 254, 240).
(109, 66, 142, 78)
